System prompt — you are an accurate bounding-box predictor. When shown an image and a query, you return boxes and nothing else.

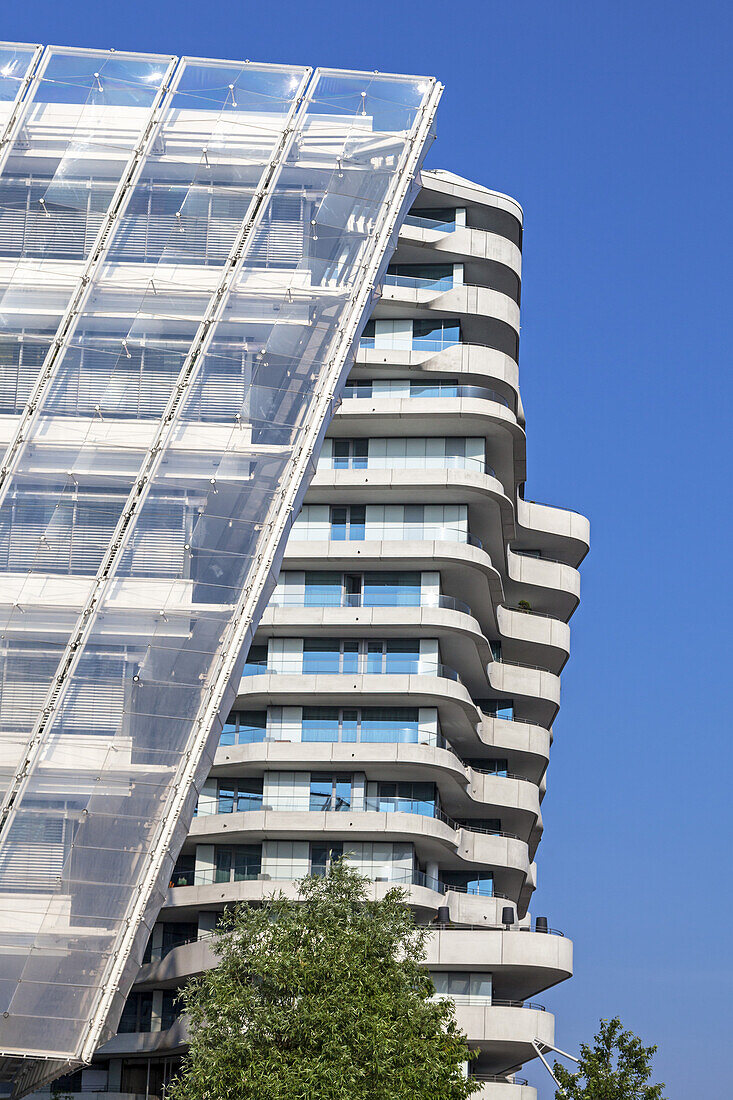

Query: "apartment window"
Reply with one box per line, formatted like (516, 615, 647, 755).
(310, 774, 352, 812)
(161, 990, 181, 1031)
(302, 640, 420, 675)
(457, 817, 502, 833)
(387, 262, 454, 289)
(412, 319, 461, 350)
(217, 778, 263, 814)
(464, 759, 508, 777)
(404, 207, 457, 231)
(442, 872, 494, 897)
(214, 845, 262, 883)
(330, 504, 365, 540)
(310, 842, 344, 876)
(332, 439, 368, 469)
(371, 781, 436, 816)
(362, 571, 420, 606)
(302, 571, 343, 606)
(431, 972, 492, 1000)
(298, 571, 422, 607)
(118, 992, 153, 1034)
(169, 854, 195, 888)
(301, 706, 424, 744)
(485, 699, 514, 720)
(220, 710, 267, 746)
(344, 379, 372, 398)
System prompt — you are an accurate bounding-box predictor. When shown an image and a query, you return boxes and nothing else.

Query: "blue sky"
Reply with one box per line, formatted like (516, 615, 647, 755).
(4, 1, 731, 1095)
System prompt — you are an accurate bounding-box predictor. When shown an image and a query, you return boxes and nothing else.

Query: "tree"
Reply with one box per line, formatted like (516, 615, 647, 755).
(553, 1017, 666, 1099)
(169, 860, 479, 1100)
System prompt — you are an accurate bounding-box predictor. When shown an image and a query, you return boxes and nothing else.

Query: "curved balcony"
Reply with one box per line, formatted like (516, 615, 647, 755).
(426, 928, 572, 999)
(210, 741, 541, 841)
(254, 611, 491, 698)
(454, 1002, 554, 1070)
(343, 380, 511, 408)
(163, 874, 521, 925)
(305, 468, 516, 567)
(331, 394, 525, 489)
(397, 220, 522, 277)
(497, 605, 571, 673)
(507, 549, 580, 620)
(487, 660, 561, 729)
(235, 665, 479, 725)
(477, 716, 550, 784)
(281, 534, 506, 625)
(354, 341, 520, 400)
(374, 283, 520, 341)
(268, 590, 472, 615)
(317, 452, 497, 478)
(516, 497, 590, 569)
(469, 1078, 536, 1100)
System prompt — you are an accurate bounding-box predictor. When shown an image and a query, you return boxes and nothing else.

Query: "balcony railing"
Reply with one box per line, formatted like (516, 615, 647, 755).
(241, 658, 462, 681)
(359, 335, 462, 353)
(319, 453, 493, 476)
(402, 212, 457, 232)
(343, 382, 510, 409)
(192, 794, 521, 842)
(382, 272, 453, 291)
(270, 591, 472, 615)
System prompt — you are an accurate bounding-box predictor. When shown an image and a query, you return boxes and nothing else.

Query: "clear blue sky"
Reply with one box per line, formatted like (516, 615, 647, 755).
(4, 2, 731, 1095)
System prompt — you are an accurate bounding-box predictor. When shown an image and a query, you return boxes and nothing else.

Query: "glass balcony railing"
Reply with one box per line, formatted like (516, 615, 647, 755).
(359, 335, 461, 353)
(382, 272, 454, 291)
(192, 796, 520, 841)
(241, 658, 462, 681)
(270, 591, 471, 615)
(169, 866, 448, 892)
(319, 454, 494, 476)
(321, 525, 484, 549)
(343, 382, 510, 408)
(402, 212, 457, 232)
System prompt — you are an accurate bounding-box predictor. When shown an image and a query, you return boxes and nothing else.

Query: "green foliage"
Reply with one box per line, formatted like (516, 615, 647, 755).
(554, 1017, 666, 1099)
(169, 860, 479, 1100)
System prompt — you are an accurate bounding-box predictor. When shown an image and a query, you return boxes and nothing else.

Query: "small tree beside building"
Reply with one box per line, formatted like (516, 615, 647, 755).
(169, 860, 479, 1100)
(554, 1016, 666, 1099)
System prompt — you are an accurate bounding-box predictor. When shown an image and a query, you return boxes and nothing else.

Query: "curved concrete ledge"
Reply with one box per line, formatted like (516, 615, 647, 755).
(420, 169, 524, 224)
(377, 283, 520, 336)
(306, 468, 516, 555)
(478, 717, 550, 781)
(397, 225, 522, 281)
(256, 604, 492, 697)
(488, 662, 561, 713)
(471, 1080, 537, 1099)
(187, 808, 531, 887)
(354, 343, 519, 403)
(454, 1003, 554, 1067)
(281, 537, 506, 625)
(133, 928, 570, 1005)
(162, 877, 521, 927)
(235, 669, 480, 728)
(517, 498, 590, 568)
(497, 606, 570, 670)
(426, 928, 572, 998)
(209, 742, 541, 840)
(97, 1017, 188, 1057)
(506, 549, 580, 620)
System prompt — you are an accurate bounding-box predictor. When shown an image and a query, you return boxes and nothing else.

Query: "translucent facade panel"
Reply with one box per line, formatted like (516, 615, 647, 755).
(0, 50, 439, 1091)
(0, 44, 38, 132)
(0, 48, 175, 416)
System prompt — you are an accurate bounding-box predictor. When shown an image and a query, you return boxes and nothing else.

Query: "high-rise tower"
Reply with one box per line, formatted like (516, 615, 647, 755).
(37, 168, 588, 1100)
